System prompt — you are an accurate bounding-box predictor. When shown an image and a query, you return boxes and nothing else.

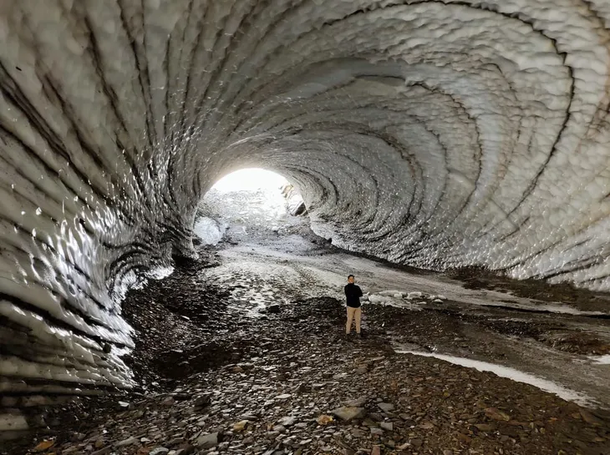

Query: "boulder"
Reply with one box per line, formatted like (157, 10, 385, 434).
(331, 406, 367, 421)
(195, 432, 218, 449)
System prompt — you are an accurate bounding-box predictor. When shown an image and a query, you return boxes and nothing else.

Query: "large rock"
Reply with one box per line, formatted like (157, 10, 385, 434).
(484, 407, 511, 422)
(195, 432, 219, 449)
(331, 406, 367, 421)
(0, 413, 28, 432)
(377, 403, 395, 412)
(344, 397, 367, 407)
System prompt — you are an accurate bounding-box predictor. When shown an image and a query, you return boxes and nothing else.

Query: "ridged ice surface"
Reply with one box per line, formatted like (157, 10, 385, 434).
(0, 0, 609, 391)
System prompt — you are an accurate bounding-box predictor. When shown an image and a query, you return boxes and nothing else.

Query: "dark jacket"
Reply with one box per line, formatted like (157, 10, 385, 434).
(344, 283, 363, 308)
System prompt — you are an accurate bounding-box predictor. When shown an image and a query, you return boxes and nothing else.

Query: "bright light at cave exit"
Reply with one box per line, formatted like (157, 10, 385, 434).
(212, 168, 288, 193)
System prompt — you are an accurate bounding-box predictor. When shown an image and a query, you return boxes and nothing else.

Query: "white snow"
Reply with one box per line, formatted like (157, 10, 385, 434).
(378, 290, 405, 297)
(589, 355, 610, 365)
(479, 301, 608, 317)
(364, 293, 424, 311)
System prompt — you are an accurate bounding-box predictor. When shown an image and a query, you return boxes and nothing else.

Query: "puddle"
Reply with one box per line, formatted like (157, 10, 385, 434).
(394, 349, 597, 408)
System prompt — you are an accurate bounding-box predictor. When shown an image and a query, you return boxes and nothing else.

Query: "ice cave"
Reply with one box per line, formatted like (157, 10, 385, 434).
(1, 0, 610, 411)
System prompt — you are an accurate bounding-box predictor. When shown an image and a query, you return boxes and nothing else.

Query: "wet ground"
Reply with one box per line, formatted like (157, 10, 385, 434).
(4, 189, 610, 455)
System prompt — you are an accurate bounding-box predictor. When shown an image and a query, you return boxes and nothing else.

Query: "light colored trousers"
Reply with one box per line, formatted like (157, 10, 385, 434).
(346, 306, 362, 334)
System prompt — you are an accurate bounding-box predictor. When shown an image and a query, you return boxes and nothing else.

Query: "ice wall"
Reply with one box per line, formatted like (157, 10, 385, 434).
(0, 0, 609, 392)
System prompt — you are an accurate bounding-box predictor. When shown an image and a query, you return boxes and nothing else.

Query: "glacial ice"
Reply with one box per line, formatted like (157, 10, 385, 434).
(0, 0, 608, 391)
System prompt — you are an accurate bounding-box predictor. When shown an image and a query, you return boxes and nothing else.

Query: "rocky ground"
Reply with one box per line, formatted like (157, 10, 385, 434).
(4, 188, 610, 455)
(4, 243, 610, 455)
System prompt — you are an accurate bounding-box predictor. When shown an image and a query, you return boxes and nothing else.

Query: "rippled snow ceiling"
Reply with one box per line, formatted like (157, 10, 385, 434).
(1, 0, 609, 392)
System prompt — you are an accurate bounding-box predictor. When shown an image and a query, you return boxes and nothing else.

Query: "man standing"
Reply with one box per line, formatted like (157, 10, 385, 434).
(344, 275, 363, 336)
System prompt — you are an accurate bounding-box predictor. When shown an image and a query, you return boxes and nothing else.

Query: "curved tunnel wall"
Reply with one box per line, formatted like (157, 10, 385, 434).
(0, 0, 609, 392)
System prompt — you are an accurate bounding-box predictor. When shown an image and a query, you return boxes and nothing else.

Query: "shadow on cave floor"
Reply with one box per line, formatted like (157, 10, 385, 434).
(5, 212, 610, 455)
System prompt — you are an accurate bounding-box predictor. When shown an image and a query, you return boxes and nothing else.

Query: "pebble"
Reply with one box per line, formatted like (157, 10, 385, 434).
(161, 396, 175, 406)
(277, 416, 296, 426)
(316, 415, 334, 425)
(233, 420, 249, 431)
(194, 395, 211, 408)
(475, 423, 495, 432)
(411, 438, 423, 447)
(485, 407, 511, 421)
(115, 436, 137, 447)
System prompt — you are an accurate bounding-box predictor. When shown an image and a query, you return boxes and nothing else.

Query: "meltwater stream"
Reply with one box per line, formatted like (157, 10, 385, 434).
(0, 1, 609, 395)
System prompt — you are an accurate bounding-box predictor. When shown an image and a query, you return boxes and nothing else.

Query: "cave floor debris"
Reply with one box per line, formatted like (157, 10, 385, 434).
(199, 221, 610, 411)
(4, 222, 610, 455)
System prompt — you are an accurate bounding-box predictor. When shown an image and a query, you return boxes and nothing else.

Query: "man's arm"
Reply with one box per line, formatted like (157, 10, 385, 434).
(344, 285, 349, 297)
(357, 286, 363, 297)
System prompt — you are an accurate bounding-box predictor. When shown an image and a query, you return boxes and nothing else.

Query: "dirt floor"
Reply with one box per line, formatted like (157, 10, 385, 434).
(3, 189, 610, 455)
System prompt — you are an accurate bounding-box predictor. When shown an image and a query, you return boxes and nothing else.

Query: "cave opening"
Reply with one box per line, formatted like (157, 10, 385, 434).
(194, 168, 308, 246)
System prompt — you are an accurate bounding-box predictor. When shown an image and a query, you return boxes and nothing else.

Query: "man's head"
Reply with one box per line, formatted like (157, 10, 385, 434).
(347, 274, 355, 283)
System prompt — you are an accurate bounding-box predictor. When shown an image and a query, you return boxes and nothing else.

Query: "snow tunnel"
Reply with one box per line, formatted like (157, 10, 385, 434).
(0, 0, 609, 397)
